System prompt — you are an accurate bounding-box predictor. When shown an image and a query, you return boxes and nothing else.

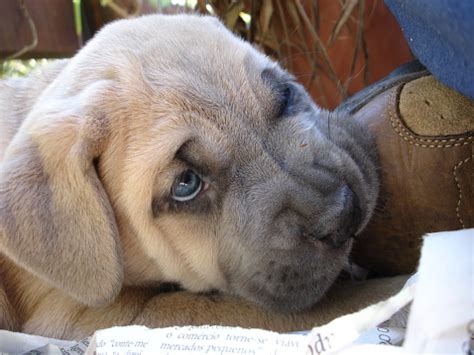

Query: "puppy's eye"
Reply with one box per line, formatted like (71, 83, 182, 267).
(171, 170, 203, 202)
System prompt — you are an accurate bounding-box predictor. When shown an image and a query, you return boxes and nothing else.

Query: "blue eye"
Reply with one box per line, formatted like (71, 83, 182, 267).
(171, 170, 203, 202)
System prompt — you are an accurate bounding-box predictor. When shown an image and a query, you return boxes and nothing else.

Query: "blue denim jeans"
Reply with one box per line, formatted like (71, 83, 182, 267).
(385, 0, 474, 99)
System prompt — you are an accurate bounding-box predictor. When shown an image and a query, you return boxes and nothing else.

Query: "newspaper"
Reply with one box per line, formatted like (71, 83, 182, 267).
(0, 229, 471, 355)
(403, 229, 473, 354)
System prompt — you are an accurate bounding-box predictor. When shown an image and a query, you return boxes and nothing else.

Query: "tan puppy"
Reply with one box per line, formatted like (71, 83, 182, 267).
(0, 14, 387, 339)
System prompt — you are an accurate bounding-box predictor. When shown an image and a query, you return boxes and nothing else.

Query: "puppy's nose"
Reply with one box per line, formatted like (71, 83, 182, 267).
(302, 185, 361, 248)
(341, 185, 362, 234)
(302, 228, 352, 248)
(332, 185, 361, 246)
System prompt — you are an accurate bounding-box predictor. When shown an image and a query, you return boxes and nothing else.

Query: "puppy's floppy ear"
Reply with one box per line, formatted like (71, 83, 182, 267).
(0, 78, 123, 306)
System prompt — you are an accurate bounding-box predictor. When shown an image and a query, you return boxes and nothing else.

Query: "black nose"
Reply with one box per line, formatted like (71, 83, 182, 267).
(302, 185, 361, 248)
(332, 185, 361, 246)
(341, 185, 362, 230)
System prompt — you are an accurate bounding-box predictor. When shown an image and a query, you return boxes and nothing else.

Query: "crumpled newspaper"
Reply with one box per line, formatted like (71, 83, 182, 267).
(0, 229, 471, 355)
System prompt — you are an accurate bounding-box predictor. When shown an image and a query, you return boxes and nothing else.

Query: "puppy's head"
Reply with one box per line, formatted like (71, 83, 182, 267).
(0, 15, 378, 311)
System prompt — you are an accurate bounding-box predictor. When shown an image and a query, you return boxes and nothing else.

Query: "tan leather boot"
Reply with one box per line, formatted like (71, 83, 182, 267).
(338, 62, 473, 275)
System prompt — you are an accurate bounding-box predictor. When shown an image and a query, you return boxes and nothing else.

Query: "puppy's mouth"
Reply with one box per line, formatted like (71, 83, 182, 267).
(226, 239, 352, 313)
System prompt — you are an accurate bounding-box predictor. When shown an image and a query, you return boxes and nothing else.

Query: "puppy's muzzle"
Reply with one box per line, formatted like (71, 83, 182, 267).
(302, 185, 361, 248)
(282, 183, 361, 249)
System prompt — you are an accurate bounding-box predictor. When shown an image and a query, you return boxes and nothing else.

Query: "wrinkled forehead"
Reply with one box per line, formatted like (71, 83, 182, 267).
(126, 16, 294, 167)
(136, 16, 288, 126)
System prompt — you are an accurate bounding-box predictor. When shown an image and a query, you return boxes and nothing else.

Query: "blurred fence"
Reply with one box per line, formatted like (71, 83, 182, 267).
(0, 0, 413, 108)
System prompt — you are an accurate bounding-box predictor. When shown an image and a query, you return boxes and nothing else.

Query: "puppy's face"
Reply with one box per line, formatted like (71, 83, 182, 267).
(97, 15, 379, 312)
(0, 15, 378, 312)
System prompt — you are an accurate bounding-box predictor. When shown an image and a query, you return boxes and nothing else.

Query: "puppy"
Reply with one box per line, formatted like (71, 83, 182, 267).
(0, 14, 379, 339)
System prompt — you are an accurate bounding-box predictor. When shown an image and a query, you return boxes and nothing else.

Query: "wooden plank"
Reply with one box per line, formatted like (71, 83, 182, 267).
(0, 0, 79, 58)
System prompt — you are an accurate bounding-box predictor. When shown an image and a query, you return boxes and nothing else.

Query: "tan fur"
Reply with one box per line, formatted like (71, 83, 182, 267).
(1, 252, 406, 339)
(0, 14, 401, 339)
